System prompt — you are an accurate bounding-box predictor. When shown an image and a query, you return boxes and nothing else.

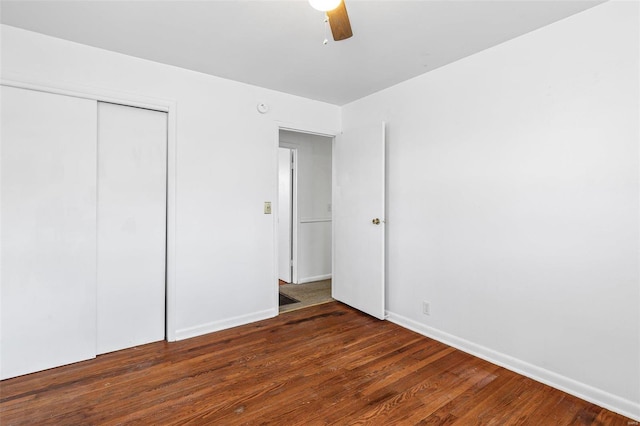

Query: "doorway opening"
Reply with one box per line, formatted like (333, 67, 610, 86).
(277, 129, 334, 313)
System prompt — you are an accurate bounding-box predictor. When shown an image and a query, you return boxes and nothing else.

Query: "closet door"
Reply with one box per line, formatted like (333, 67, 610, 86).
(1, 86, 97, 379)
(97, 102, 167, 354)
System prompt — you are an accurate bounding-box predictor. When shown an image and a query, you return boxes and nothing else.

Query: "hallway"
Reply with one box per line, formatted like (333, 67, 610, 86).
(278, 279, 333, 313)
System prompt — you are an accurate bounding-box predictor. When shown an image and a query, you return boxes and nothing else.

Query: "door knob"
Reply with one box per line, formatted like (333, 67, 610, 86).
(372, 218, 380, 225)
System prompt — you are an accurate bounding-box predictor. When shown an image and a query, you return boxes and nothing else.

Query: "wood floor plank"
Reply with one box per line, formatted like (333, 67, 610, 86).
(0, 302, 635, 425)
(247, 341, 455, 425)
(341, 355, 496, 425)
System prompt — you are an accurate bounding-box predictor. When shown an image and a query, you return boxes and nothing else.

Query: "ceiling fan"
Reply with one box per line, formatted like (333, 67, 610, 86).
(309, 0, 353, 41)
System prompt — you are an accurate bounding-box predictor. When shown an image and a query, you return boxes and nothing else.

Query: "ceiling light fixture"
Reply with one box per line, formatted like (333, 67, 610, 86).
(309, 0, 353, 42)
(308, 0, 341, 12)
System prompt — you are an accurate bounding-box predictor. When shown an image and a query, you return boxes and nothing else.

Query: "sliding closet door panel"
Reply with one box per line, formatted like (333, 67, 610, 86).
(97, 102, 167, 354)
(0, 86, 97, 379)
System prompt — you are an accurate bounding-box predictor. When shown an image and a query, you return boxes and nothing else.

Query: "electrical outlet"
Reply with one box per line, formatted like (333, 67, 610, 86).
(264, 201, 272, 214)
(422, 301, 430, 316)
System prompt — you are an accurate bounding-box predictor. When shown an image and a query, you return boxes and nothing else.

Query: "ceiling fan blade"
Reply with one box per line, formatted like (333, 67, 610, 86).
(327, 1, 353, 41)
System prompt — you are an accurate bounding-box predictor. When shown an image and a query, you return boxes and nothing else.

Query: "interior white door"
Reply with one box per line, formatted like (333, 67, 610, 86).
(333, 123, 386, 319)
(97, 102, 167, 354)
(1, 86, 98, 379)
(278, 148, 293, 283)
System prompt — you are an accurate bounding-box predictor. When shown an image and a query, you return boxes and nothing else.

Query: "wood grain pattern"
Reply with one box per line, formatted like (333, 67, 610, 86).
(328, 0, 353, 41)
(0, 302, 634, 425)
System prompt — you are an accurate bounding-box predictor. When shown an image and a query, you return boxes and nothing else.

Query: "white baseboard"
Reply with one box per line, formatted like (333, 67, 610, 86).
(297, 274, 332, 284)
(386, 310, 640, 422)
(175, 308, 277, 341)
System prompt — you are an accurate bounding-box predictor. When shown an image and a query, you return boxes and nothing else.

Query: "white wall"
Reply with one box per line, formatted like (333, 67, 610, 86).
(0, 24, 340, 340)
(342, 0, 639, 420)
(280, 130, 332, 283)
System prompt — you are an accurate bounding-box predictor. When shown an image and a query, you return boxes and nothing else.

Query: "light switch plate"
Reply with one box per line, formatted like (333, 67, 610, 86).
(264, 201, 272, 214)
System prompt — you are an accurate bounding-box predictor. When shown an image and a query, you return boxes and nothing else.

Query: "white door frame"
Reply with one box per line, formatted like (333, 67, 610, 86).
(0, 77, 178, 342)
(274, 123, 337, 310)
(277, 146, 297, 283)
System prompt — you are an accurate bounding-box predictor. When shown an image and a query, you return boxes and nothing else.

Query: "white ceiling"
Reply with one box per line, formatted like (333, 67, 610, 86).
(0, 0, 605, 105)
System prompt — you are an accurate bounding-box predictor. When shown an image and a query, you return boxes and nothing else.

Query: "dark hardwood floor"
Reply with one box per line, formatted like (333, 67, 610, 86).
(0, 302, 634, 425)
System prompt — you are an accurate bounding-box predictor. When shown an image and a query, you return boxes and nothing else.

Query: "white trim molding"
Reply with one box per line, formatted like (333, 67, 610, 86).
(1, 75, 173, 112)
(276, 121, 339, 139)
(297, 274, 332, 284)
(300, 217, 332, 223)
(175, 308, 277, 341)
(386, 310, 640, 422)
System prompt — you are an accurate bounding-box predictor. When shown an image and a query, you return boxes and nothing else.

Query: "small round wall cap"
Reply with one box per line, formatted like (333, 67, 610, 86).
(257, 103, 269, 114)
